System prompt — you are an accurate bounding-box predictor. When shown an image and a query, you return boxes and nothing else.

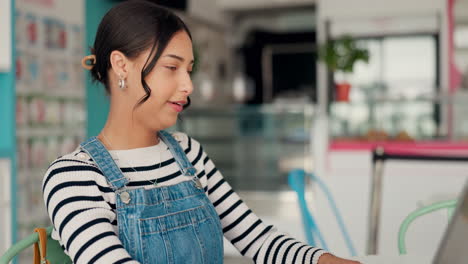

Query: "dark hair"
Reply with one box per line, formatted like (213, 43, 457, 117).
(90, 0, 192, 108)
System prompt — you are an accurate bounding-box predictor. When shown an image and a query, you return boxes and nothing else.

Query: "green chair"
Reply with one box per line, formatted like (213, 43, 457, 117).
(398, 199, 458, 255)
(0, 226, 72, 264)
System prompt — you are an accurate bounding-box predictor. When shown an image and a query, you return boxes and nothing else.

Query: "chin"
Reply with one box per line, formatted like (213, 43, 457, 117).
(157, 118, 178, 131)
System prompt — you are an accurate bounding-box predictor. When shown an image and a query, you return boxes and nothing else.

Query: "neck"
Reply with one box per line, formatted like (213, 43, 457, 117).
(98, 103, 159, 150)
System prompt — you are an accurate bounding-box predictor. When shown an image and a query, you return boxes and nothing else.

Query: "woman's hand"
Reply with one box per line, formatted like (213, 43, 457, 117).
(318, 253, 361, 264)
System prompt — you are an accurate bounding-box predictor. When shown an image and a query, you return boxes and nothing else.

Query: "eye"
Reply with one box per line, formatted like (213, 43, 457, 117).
(165, 66, 177, 71)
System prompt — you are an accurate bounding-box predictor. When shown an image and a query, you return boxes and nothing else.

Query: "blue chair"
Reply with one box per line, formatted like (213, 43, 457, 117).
(288, 169, 357, 256)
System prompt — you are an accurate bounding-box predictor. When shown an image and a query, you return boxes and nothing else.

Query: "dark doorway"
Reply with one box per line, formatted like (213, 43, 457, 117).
(241, 30, 317, 104)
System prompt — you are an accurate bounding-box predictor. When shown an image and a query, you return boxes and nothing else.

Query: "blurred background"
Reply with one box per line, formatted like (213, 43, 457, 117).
(1, 0, 468, 262)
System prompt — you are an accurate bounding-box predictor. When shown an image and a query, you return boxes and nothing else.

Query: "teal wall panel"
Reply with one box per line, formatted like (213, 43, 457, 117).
(85, 0, 115, 137)
(0, 0, 15, 153)
(0, 0, 17, 251)
(0, 73, 14, 153)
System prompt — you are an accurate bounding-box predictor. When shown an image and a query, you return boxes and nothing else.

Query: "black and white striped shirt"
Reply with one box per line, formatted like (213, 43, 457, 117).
(42, 132, 326, 264)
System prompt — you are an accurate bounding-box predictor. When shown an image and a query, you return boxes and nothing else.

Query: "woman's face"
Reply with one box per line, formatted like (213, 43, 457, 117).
(125, 30, 194, 131)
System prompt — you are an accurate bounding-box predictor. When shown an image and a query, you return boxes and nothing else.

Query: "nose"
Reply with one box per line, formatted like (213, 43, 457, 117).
(179, 72, 193, 95)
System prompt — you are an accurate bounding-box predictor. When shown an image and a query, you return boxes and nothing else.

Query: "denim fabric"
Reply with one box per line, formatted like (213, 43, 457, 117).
(80, 131, 224, 263)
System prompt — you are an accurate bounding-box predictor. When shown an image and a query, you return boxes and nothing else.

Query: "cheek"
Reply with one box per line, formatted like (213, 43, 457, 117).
(147, 82, 176, 103)
(146, 71, 178, 96)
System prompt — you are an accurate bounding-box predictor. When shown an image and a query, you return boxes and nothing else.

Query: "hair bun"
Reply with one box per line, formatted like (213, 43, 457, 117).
(81, 54, 96, 70)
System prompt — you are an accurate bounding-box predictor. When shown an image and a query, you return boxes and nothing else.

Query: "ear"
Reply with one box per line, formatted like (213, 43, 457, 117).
(110, 50, 129, 78)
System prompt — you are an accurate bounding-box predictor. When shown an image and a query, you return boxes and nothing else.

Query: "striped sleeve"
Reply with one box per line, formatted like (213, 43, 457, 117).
(42, 158, 140, 264)
(187, 136, 327, 264)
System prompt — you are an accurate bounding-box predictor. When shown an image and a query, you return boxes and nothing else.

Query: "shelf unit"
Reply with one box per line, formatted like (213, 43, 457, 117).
(14, 4, 86, 262)
(176, 104, 315, 191)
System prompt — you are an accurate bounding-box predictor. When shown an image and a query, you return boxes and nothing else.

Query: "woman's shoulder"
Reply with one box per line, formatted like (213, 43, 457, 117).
(43, 146, 107, 189)
(44, 146, 102, 180)
(48, 146, 97, 168)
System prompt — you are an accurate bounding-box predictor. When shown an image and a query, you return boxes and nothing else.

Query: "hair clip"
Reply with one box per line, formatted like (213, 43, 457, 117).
(81, 54, 96, 70)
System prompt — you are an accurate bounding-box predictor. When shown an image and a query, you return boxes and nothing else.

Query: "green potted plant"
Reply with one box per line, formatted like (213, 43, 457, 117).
(319, 35, 369, 102)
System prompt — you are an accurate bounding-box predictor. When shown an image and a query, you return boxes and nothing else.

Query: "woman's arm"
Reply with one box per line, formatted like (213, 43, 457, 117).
(190, 136, 359, 264)
(42, 157, 140, 264)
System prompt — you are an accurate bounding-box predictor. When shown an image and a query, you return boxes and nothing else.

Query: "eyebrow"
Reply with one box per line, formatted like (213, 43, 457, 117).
(163, 54, 194, 64)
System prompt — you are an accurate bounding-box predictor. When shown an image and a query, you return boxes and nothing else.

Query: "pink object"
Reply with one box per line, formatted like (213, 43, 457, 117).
(27, 22, 37, 44)
(59, 29, 67, 49)
(330, 140, 468, 156)
(448, 0, 461, 92)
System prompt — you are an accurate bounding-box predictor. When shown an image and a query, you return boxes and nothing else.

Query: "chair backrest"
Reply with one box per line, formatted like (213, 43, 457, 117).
(0, 226, 72, 264)
(288, 169, 322, 247)
(288, 169, 357, 256)
(398, 199, 457, 255)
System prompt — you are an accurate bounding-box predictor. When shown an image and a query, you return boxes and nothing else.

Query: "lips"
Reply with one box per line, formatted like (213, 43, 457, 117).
(168, 101, 186, 112)
(169, 100, 187, 105)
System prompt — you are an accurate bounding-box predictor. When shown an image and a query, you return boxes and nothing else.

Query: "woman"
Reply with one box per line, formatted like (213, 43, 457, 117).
(42, 1, 360, 263)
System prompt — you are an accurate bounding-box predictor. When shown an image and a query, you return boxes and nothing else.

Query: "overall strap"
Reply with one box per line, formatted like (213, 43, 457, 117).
(158, 131, 196, 176)
(80, 137, 129, 190)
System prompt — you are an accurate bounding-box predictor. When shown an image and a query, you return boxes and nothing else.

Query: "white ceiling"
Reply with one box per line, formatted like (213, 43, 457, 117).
(217, 0, 316, 11)
(216, 0, 467, 24)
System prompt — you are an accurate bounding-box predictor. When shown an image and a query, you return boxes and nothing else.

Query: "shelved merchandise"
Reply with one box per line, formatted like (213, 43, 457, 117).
(14, 1, 86, 261)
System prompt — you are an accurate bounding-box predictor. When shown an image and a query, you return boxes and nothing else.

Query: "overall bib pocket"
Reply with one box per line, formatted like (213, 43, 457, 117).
(139, 203, 223, 264)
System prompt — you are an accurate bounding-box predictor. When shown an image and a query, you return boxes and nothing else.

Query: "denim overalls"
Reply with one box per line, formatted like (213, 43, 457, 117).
(80, 131, 224, 263)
